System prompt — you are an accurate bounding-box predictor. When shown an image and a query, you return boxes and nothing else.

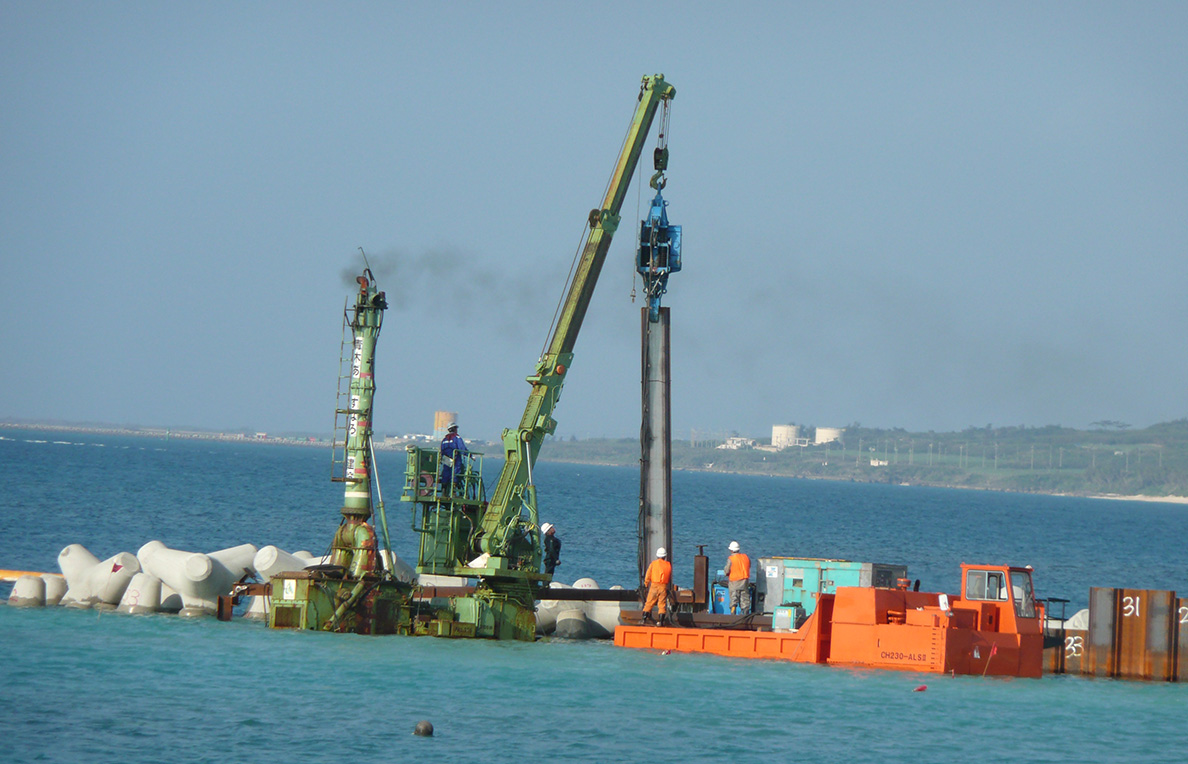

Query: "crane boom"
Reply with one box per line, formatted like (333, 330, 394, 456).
(477, 74, 676, 558)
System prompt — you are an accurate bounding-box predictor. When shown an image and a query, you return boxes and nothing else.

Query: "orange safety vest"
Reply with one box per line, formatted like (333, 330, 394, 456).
(645, 558, 672, 586)
(727, 553, 751, 582)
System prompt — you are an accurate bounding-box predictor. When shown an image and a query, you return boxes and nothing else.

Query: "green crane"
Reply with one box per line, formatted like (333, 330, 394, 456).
(402, 74, 676, 639)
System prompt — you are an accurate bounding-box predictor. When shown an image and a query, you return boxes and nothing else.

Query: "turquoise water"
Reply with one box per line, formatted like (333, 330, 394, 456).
(2, 430, 1186, 763)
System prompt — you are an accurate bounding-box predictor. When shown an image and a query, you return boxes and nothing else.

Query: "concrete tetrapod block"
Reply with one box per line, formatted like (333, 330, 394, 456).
(57, 544, 98, 607)
(159, 583, 183, 613)
(138, 541, 258, 616)
(253, 546, 308, 579)
(118, 572, 163, 614)
(43, 574, 67, 606)
(584, 600, 625, 639)
(535, 578, 624, 638)
(58, 545, 140, 609)
(536, 582, 571, 634)
(247, 546, 311, 621)
(9, 575, 46, 607)
(379, 549, 417, 583)
(243, 594, 269, 620)
(89, 552, 141, 609)
(554, 608, 592, 639)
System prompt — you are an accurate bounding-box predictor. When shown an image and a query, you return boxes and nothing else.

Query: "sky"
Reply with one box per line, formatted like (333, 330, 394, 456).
(2, 2, 1186, 442)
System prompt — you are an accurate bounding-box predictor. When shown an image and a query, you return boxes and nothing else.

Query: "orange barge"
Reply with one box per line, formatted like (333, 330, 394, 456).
(614, 563, 1044, 678)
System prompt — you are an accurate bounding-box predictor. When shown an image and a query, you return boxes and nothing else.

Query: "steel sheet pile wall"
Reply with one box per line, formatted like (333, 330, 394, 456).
(1046, 587, 1185, 681)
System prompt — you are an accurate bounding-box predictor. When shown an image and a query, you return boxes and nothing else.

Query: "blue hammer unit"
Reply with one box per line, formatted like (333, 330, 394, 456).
(637, 189, 682, 323)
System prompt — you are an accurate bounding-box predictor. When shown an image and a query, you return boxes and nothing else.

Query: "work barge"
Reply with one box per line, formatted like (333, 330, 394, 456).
(612, 555, 1046, 678)
(614, 577, 1186, 683)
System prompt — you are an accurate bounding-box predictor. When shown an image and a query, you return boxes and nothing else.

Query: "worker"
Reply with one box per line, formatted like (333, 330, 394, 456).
(541, 522, 561, 575)
(641, 547, 672, 625)
(724, 540, 751, 615)
(439, 422, 468, 493)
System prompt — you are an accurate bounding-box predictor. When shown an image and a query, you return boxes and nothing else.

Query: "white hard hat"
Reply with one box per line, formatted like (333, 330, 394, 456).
(447, 421, 458, 431)
(656, 547, 667, 558)
(541, 523, 553, 533)
(728, 541, 740, 552)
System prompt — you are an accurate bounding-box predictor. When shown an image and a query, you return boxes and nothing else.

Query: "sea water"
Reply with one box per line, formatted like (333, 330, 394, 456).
(1, 429, 1186, 763)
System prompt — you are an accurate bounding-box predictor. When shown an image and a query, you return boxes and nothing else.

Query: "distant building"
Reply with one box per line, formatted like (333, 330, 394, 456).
(815, 427, 843, 445)
(772, 424, 799, 448)
(432, 411, 458, 440)
(717, 437, 757, 450)
(772, 424, 810, 449)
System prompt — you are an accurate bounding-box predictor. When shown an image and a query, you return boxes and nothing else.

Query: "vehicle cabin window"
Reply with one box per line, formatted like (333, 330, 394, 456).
(966, 570, 1007, 602)
(1009, 570, 1037, 618)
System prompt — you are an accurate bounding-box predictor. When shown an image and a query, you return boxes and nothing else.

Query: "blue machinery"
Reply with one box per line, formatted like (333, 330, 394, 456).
(637, 188, 682, 324)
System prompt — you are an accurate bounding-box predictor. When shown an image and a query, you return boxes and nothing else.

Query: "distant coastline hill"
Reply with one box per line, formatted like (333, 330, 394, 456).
(538, 420, 1188, 500)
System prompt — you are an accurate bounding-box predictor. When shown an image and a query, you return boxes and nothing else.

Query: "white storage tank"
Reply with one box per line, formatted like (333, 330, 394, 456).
(814, 426, 843, 445)
(772, 425, 800, 449)
(433, 411, 458, 440)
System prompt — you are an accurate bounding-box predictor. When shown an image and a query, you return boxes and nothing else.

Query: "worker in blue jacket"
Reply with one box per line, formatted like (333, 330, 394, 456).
(439, 422, 467, 493)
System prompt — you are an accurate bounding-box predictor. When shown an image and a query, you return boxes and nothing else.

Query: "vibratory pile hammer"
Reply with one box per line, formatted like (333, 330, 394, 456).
(637, 151, 681, 323)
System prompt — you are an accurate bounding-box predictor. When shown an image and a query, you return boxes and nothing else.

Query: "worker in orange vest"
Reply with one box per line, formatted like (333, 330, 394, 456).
(642, 547, 672, 625)
(724, 541, 751, 615)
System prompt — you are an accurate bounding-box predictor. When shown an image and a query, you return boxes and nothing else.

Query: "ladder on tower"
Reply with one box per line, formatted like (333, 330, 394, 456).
(330, 300, 353, 483)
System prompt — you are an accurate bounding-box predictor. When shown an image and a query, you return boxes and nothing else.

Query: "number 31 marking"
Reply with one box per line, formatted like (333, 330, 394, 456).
(1122, 595, 1141, 618)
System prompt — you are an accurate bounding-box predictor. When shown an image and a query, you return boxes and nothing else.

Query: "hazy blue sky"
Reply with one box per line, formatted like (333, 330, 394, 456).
(2, 3, 1185, 441)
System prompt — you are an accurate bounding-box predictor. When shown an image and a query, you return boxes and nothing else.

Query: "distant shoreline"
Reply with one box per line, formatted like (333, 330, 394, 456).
(1085, 493, 1188, 505)
(537, 454, 1188, 505)
(0, 421, 442, 451)
(6, 421, 1187, 505)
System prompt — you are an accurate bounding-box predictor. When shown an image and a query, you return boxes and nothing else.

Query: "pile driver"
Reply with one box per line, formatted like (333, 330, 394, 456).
(400, 74, 677, 640)
(266, 75, 676, 639)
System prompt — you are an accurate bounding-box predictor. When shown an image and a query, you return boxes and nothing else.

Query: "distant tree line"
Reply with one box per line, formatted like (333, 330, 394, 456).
(540, 419, 1188, 497)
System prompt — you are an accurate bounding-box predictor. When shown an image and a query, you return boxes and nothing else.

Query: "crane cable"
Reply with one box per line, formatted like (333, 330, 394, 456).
(539, 101, 643, 362)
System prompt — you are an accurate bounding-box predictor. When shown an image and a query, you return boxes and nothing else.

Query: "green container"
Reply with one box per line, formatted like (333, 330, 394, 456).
(756, 557, 908, 617)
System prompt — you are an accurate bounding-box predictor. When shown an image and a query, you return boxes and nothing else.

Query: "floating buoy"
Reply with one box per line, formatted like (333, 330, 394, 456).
(414, 720, 434, 737)
(913, 685, 927, 692)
